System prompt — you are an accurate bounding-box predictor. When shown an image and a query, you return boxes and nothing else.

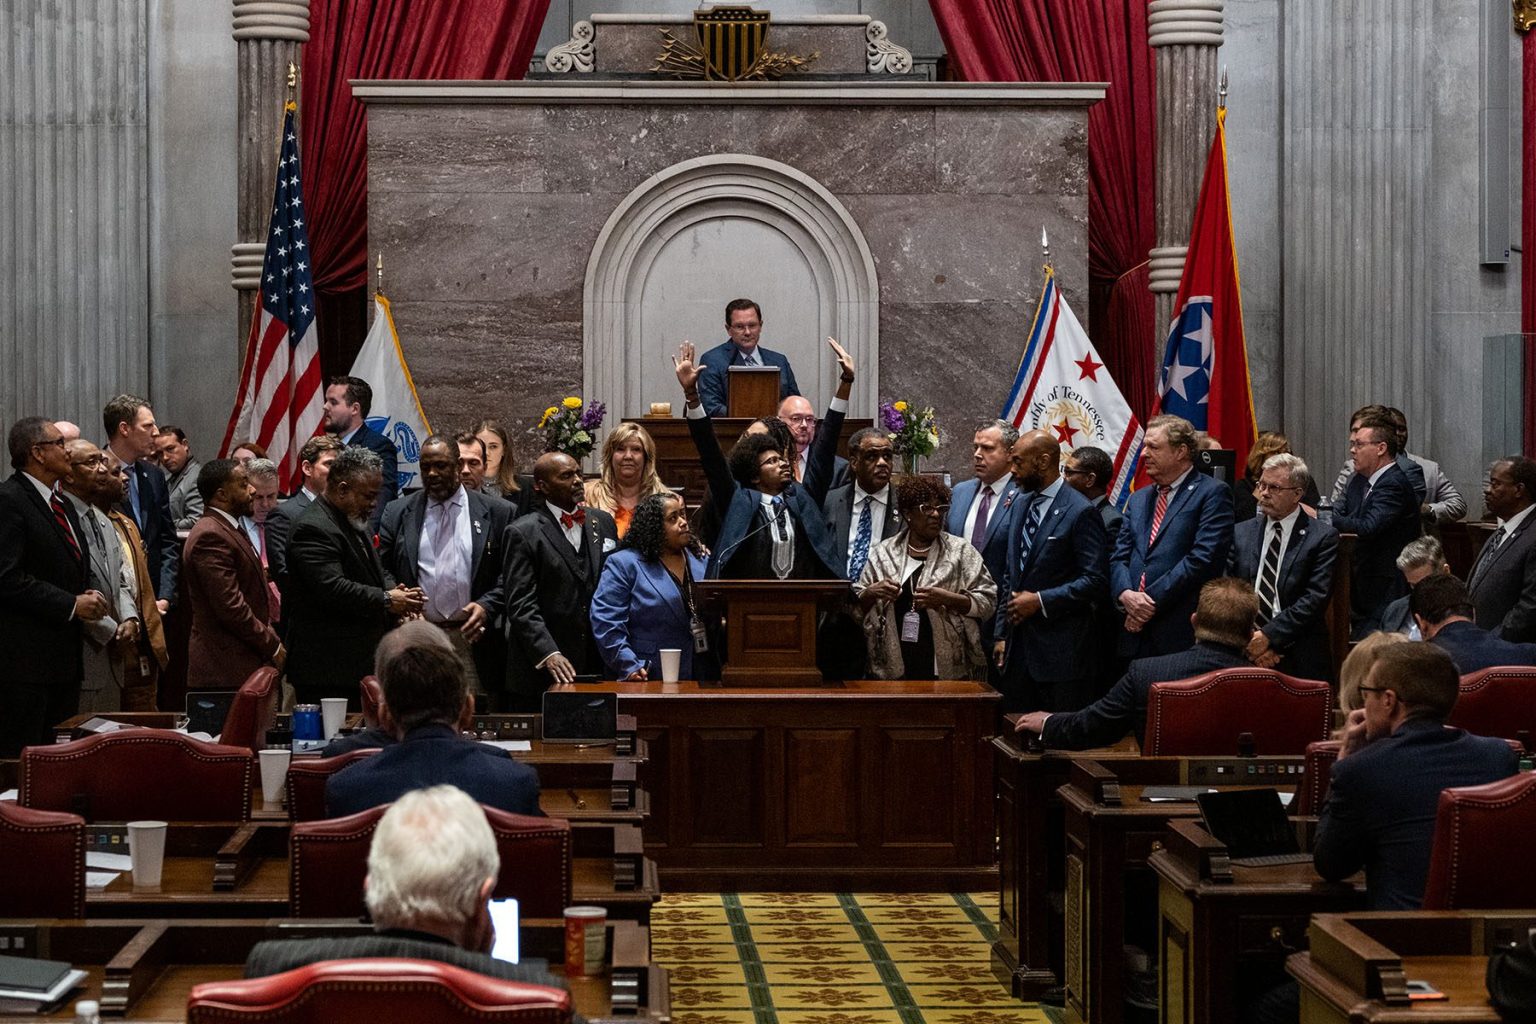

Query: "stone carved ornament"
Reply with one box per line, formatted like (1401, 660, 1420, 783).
(544, 19, 595, 73)
(866, 21, 912, 75)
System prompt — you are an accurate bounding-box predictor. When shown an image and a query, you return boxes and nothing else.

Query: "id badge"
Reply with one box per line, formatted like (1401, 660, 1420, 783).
(901, 610, 922, 643)
(691, 617, 709, 654)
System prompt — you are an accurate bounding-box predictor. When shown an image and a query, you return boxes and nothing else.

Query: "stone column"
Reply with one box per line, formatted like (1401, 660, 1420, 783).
(1146, 0, 1224, 339)
(231, 0, 310, 347)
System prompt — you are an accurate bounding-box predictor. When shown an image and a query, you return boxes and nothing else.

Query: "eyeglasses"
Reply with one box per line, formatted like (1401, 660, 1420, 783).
(33, 436, 66, 451)
(1356, 685, 1391, 696)
(1062, 467, 1089, 477)
(916, 503, 951, 516)
(1347, 439, 1384, 451)
(1254, 482, 1301, 493)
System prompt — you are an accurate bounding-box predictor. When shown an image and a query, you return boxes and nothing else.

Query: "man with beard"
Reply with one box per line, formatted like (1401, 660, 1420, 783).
(285, 447, 424, 704)
(323, 376, 399, 531)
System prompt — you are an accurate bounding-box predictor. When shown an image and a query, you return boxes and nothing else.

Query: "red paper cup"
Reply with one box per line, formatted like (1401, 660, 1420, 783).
(563, 905, 606, 977)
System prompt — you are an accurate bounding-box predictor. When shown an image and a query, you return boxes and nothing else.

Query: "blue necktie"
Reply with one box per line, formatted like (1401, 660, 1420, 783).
(849, 496, 873, 580)
(127, 464, 143, 526)
(1018, 497, 1044, 570)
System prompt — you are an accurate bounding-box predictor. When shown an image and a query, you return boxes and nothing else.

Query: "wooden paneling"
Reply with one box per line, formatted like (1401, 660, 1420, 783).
(688, 728, 764, 846)
(784, 728, 859, 845)
(878, 727, 955, 846)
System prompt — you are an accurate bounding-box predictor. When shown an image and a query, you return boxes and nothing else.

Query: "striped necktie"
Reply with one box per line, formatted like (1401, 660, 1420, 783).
(1139, 486, 1171, 590)
(1256, 520, 1283, 624)
(50, 493, 82, 562)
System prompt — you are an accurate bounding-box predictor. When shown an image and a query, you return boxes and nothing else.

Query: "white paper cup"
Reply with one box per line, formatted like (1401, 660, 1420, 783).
(258, 748, 291, 808)
(126, 820, 168, 889)
(659, 649, 682, 683)
(320, 698, 349, 740)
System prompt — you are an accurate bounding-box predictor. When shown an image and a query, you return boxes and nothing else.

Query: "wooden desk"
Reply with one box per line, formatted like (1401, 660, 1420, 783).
(1058, 755, 1307, 1024)
(990, 728, 1140, 999)
(0, 918, 666, 1023)
(1151, 818, 1366, 1024)
(627, 416, 870, 505)
(574, 679, 999, 890)
(80, 822, 658, 922)
(1288, 910, 1536, 1023)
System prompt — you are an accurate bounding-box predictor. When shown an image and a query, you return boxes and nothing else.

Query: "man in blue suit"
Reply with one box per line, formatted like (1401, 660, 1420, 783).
(326, 643, 541, 818)
(325, 375, 400, 531)
(946, 420, 1020, 620)
(1014, 578, 1256, 749)
(992, 429, 1108, 711)
(1332, 412, 1421, 637)
(1226, 453, 1337, 681)
(1414, 574, 1536, 673)
(103, 394, 179, 608)
(1111, 415, 1234, 657)
(697, 298, 801, 417)
(1314, 642, 1518, 909)
(676, 337, 851, 580)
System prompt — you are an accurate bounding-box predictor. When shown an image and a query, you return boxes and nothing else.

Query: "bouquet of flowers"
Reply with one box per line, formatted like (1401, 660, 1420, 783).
(880, 399, 939, 470)
(533, 395, 606, 461)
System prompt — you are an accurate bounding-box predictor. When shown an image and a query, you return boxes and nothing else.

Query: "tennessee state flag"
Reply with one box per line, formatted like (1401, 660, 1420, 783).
(1150, 106, 1257, 458)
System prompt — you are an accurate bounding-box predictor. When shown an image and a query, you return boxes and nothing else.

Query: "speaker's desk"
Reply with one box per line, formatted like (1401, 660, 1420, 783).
(0, 918, 665, 1023)
(1288, 910, 1536, 1023)
(569, 679, 1000, 891)
(1151, 818, 1365, 1024)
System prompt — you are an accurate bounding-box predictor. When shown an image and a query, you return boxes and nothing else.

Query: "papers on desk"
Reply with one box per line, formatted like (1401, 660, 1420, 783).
(0, 955, 87, 1013)
(0, 790, 16, 802)
(480, 739, 533, 752)
(85, 871, 119, 889)
(1141, 786, 1217, 803)
(87, 851, 133, 872)
(173, 728, 217, 743)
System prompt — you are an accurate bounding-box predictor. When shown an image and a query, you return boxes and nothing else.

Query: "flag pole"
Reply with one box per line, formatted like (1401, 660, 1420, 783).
(376, 253, 385, 299)
(1040, 226, 1053, 276)
(1218, 66, 1228, 111)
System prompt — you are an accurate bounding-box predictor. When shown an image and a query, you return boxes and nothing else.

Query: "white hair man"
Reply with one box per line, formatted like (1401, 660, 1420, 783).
(243, 785, 571, 992)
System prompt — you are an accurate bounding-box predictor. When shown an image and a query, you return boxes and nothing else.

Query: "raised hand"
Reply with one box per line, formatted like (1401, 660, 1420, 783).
(673, 341, 702, 394)
(827, 337, 854, 380)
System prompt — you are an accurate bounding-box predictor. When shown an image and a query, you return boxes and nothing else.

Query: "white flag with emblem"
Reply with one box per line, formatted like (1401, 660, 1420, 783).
(348, 293, 432, 492)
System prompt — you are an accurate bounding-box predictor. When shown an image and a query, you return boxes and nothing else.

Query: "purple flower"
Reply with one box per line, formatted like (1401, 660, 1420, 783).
(879, 402, 904, 433)
(579, 401, 607, 430)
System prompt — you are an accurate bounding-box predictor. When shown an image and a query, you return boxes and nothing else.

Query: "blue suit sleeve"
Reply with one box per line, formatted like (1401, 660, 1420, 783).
(1144, 483, 1234, 607)
(1041, 667, 1141, 750)
(1110, 499, 1138, 598)
(151, 474, 178, 601)
(687, 412, 737, 516)
(779, 355, 800, 400)
(1312, 760, 1368, 882)
(698, 350, 728, 418)
(1332, 472, 1415, 540)
(591, 555, 644, 678)
(801, 404, 845, 506)
(1036, 506, 1109, 614)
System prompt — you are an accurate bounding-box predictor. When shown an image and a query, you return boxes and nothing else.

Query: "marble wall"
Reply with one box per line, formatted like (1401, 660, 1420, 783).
(363, 84, 1096, 477)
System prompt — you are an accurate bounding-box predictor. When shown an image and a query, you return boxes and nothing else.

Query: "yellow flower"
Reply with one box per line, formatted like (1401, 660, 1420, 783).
(893, 400, 908, 413)
(563, 396, 582, 410)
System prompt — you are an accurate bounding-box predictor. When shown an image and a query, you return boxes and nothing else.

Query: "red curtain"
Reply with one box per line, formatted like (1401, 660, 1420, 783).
(1524, 31, 1536, 455)
(928, 0, 1157, 420)
(301, 0, 551, 362)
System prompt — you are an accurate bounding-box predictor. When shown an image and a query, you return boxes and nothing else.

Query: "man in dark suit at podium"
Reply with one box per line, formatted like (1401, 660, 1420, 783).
(697, 298, 801, 417)
(676, 337, 851, 580)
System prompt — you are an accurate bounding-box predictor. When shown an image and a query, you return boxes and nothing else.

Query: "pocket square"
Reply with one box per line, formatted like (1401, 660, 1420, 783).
(602, 538, 617, 553)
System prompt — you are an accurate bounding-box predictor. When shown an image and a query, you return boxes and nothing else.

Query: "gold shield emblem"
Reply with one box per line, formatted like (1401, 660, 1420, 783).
(694, 6, 770, 81)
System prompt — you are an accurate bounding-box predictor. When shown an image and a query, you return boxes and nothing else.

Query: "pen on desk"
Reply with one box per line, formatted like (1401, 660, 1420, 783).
(567, 787, 587, 810)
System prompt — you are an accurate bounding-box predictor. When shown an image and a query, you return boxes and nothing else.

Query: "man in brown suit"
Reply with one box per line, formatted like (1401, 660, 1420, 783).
(182, 459, 284, 690)
(97, 460, 167, 710)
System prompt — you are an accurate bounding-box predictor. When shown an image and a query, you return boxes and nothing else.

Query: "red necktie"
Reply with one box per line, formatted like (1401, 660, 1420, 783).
(1139, 485, 1172, 590)
(50, 493, 82, 562)
(561, 508, 586, 530)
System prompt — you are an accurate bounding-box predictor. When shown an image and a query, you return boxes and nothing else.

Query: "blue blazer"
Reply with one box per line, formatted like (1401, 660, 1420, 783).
(1332, 462, 1421, 635)
(945, 478, 1020, 592)
(1314, 717, 1517, 909)
(688, 406, 843, 579)
(117, 458, 178, 602)
(1110, 471, 1234, 656)
(591, 548, 710, 679)
(995, 484, 1109, 685)
(1040, 641, 1250, 750)
(1226, 511, 1338, 681)
(346, 422, 400, 531)
(325, 723, 542, 819)
(697, 341, 801, 418)
(1429, 619, 1536, 674)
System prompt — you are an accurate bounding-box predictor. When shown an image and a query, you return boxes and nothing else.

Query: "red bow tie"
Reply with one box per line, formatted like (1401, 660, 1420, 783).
(560, 508, 586, 529)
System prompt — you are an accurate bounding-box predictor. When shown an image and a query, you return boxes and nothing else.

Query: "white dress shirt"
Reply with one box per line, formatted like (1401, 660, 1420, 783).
(846, 485, 890, 559)
(420, 487, 473, 623)
(962, 475, 1010, 541)
(1253, 505, 1302, 618)
(548, 501, 583, 551)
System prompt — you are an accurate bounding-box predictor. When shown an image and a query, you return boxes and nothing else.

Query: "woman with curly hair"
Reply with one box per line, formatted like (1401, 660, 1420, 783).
(583, 422, 672, 538)
(854, 476, 996, 680)
(590, 492, 715, 680)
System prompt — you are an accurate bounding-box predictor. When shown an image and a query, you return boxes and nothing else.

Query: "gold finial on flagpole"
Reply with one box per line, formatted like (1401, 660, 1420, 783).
(1219, 67, 1228, 111)
(1041, 226, 1053, 273)
(376, 253, 384, 296)
(287, 61, 298, 92)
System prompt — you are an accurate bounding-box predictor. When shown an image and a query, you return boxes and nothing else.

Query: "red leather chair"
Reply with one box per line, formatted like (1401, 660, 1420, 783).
(219, 667, 281, 752)
(186, 959, 571, 1024)
(20, 731, 254, 821)
(1422, 773, 1536, 909)
(285, 749, 380, 823)
(1295, 740, 1342, 816)
(291, 805, 572, 919)
(360, 675, 384, 729)
(1448, 667, 1536, 745)
(1143, 668, 1332, 756)
(0, 801, 85, 917)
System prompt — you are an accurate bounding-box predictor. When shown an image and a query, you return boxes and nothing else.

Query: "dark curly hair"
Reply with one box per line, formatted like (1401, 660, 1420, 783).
(895, 475, 952, 515)
(746, 416, 794, 460)
(621, 492, 704, 560)
(727, 433, 785, 488)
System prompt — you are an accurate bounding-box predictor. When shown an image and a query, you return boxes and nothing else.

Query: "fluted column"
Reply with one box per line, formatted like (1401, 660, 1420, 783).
(1147, 0, 1224, 340)
(232, 0, 309, 346)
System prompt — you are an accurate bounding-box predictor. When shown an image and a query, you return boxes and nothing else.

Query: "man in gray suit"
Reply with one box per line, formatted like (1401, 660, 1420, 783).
(59, 440, 139, 713)
(155, 426, 202, 530)
(244, 784, 569, 992)
(1468, 457, 1536, 643)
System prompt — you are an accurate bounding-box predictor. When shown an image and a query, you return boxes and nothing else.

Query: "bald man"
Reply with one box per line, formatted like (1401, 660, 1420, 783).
(500, 452, 618, 710)
(778, 396, 849, 488)
(992, 430, 1110, 712)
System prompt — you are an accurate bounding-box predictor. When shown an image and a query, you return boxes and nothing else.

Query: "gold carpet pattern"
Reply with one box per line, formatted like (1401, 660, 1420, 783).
(650, 893, 1055, 1024)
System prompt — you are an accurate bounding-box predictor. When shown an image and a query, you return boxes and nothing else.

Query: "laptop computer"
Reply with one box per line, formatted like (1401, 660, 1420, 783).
(540, 691, 618, 744)
(1195, 788, 1312, 867)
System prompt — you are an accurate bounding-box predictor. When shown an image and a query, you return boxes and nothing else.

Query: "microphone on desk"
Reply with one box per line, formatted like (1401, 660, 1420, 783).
(711, 501, 791, 570)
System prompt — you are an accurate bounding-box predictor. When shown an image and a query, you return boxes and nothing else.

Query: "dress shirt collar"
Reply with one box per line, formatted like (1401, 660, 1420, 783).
(1367, 461, 1393, 487)
(339, 426, 359, 445)
(1038, 475, 1065, 501)
(301, 486, 318, 503)
(61, 490, 91, 516)
(1265, 504, 1303, 532)
(1497, 503, 1536, 533)
(854, 484, 887, 508)
(22, 471, 57, 504)
(984, 474, 1010, 498)
(106, 446, 136, 472)
(1162, 467, 1193, 493)
(429, 486, 467, 512)
(209, 506, 241, 530)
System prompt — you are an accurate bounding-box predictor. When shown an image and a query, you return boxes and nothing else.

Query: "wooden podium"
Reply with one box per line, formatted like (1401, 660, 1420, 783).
(726, 365, 782, 417)
(694, 579, 851, 686)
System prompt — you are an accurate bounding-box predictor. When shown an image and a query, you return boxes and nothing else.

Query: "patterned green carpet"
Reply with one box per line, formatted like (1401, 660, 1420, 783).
(651, 893, 1056, 1024)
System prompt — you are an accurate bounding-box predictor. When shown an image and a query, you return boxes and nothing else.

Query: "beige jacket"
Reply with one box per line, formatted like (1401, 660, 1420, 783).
(854, 529, 996, 680)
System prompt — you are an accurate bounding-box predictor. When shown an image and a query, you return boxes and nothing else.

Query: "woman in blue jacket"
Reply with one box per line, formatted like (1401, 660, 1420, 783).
(591, 492, 716, 680)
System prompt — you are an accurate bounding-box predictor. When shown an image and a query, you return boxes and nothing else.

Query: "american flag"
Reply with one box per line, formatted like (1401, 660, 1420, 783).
(220, 101, 323, 491)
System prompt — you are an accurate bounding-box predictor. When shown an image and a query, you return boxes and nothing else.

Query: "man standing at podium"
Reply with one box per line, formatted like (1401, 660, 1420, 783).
(697, 298, 802, 417)
(676, 337, 850, 580)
